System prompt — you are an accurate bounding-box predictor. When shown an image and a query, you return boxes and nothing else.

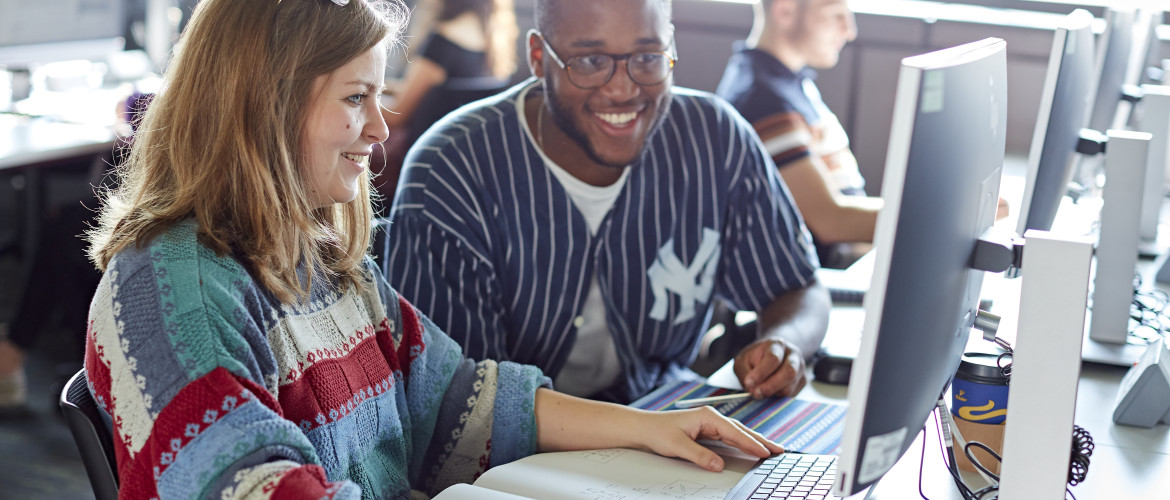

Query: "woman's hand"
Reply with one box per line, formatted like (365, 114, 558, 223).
(535, 389, 784, 472)
(628, 405, 785, 472)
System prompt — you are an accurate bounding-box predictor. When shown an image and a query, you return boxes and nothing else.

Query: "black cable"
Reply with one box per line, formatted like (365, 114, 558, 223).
(963, 441, 1002, 482)
(993, 337, 1013, 379)
(944, 440, 976, 500)
(972, 484, 999, 499)
(1068, 425, 1094, 486)
(1127, 272, 1170, 344)
(919, 421, 931, 500)
(932, 406, 975, 500)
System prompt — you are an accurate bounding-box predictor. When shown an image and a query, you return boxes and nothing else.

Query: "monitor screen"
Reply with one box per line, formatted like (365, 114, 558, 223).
(833, 38, 1007, 497)
(0, 0, 126, 67)
(1016, 10, 1096, 235)
(1087, 7, 1136, 134)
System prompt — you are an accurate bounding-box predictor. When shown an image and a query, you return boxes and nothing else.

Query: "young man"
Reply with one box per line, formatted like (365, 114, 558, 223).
(384, 0, 830, 404)
(716, 0, 881, 269)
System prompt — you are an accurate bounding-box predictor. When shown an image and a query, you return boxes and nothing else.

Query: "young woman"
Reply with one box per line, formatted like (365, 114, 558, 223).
(83, 1, 782, 498)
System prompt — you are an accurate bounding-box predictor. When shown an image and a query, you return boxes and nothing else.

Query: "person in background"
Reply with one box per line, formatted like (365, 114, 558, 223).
(83, 0, 782, 497)
(373, 0, 518, 202)
(383, 0, 516, 127)
(717, 0, 1008, 268)
(384, 0, 831, 404)
(716, 0, 880, 269)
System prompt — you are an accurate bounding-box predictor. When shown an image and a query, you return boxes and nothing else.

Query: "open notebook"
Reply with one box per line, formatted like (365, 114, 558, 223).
(432, 447, 759, 500)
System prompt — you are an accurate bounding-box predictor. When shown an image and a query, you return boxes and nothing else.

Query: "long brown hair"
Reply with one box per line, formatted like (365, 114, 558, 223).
(88, 0, 406, 304)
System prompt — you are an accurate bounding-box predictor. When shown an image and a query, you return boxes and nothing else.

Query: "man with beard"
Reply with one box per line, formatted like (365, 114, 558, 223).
(383, 0, 830, 404)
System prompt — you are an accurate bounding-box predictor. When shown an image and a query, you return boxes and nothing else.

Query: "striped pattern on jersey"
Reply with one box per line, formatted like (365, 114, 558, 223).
(386, 78, 818, 402)
(752, 111, 814, 168)
(716, 42, 821, 171)
(717, 43, 867, 198)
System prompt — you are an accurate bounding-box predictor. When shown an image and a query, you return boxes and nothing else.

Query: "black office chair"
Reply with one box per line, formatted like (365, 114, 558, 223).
(59, 369, 119, 500)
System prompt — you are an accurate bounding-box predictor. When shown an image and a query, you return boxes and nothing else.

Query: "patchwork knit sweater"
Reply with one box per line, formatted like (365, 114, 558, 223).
(84, 220, 549, 499)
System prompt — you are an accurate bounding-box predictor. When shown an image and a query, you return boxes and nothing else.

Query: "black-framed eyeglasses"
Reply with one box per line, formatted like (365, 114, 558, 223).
(535, 31, 677, 89)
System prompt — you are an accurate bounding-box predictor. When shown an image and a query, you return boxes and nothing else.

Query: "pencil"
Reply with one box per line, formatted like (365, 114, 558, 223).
(674, 392, 753, 409)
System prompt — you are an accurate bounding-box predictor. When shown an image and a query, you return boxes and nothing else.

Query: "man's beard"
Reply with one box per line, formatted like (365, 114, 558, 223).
(544, 87, 665, 169)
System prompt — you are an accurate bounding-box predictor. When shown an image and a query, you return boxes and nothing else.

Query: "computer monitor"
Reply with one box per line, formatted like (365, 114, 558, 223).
(1133, 8, 1164, 88)
(1087, 7, 1137, 134)
(0, 0, 126, 68)
(1015, 10, 1096, 235)
(833, 38, 1007, 496)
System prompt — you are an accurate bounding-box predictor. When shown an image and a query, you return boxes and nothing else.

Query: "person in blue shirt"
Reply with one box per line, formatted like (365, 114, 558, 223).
(716, 0, 880, 269)
(384, 0, 831, 404)
(716, 0, 1008, 269)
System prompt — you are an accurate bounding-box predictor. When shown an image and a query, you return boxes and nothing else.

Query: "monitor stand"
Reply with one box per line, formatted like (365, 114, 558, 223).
(1086, 130, 1152, 366)
(1000, 230, 1094, 500)
(1081, 335, 1151, 366)
(1137, 86, 1170, 258)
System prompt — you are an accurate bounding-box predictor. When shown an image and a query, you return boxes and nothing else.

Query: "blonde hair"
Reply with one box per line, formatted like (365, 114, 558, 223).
(88, 0, 407, 304)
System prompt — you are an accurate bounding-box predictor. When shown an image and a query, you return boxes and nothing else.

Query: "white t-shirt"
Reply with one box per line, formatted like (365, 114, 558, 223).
(524, 86, 629, 397)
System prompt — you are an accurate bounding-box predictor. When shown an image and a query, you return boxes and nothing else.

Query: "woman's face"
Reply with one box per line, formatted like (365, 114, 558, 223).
(302, 44, 389, 207)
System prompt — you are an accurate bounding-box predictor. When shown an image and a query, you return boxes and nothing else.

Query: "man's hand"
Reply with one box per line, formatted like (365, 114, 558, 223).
(732, 339, 807, 398)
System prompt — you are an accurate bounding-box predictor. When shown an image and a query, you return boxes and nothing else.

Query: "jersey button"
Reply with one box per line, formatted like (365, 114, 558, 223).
(573, 316, 585, 328)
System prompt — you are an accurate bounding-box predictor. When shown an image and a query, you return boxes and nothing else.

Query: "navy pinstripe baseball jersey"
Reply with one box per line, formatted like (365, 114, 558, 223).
(385, 79, 818, 402)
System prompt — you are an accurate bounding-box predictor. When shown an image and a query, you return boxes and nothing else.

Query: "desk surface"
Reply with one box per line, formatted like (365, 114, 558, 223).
(0, 84, 131, 170)
(0, 114, 115, 170)
(709, 290, 1170, 499)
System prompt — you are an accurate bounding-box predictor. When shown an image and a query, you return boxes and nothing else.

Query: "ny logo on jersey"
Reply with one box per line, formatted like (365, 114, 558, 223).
(647, 228, 721, 325)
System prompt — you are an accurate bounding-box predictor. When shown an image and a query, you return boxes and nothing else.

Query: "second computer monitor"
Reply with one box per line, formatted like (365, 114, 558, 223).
(834, 38, 1007, 496)
(1016, 9, 1096, 234)
(1087, 7, 1137, 134)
